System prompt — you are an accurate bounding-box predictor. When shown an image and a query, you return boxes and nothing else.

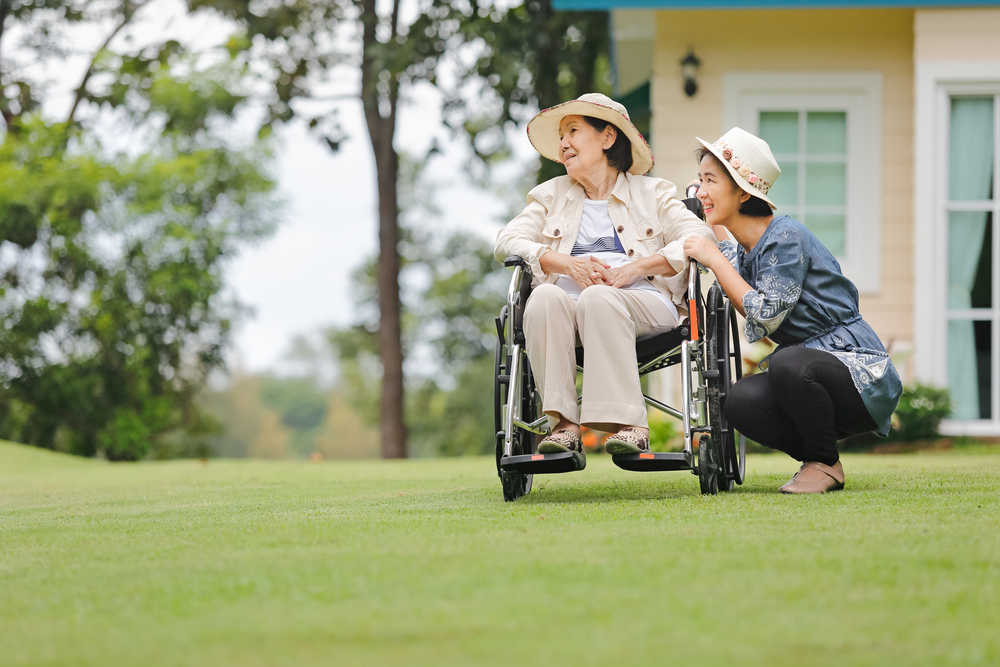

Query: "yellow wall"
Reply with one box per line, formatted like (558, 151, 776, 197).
(649, 9, 915, 350)
(915, 8, 1000, 61)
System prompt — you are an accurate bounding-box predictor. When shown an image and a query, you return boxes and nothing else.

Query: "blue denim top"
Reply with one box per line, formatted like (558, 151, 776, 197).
(720, 216, 902, 437)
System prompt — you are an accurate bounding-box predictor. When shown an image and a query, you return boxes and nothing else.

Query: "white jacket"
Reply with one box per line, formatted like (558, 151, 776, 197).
(495, 172, 714, 309)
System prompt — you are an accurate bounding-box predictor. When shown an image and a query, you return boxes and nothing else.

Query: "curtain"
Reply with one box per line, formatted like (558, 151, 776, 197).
(947, 97, 994, 420)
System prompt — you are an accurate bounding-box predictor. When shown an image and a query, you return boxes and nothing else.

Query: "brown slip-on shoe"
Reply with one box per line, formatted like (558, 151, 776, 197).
(604, 427, 650, 455)
(779, 460, 845, 494)
(538, 429, 583, 454)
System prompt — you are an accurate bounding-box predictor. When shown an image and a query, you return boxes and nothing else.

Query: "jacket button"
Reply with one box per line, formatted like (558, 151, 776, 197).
(646, 228, 653, 236)
(646, 276, 654, 281)
(617, 225, 624, 233)
(554, 229, 560, 236)
(627, 249, 634, 256)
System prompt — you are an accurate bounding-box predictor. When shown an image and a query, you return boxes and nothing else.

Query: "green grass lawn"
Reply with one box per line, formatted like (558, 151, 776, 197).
(2, 442, 999, 666)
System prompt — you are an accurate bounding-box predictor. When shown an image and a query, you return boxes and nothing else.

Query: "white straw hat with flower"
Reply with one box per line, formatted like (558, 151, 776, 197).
(696, 127, 781, 210)
(526, 93, 654, 176)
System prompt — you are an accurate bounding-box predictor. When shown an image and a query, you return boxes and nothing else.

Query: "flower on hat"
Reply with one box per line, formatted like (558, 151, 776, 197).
(731, 158, 742, 169)
(722, 148, 733, 161)
(738, 165, 751, 178)
(748, 173, 758, 184)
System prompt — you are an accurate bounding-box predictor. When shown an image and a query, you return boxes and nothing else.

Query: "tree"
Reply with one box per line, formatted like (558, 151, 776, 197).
(0, 2, 277, 459)
(197, 0, 462, 459)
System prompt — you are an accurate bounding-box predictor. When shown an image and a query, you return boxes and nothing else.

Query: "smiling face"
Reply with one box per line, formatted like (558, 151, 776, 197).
(697, 154, 750, 227)
(558, 115, 615, 178)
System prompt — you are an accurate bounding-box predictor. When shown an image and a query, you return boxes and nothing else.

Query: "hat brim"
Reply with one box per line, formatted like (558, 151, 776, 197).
(696, 137, 776, 210)
(527, 100, 654, 176)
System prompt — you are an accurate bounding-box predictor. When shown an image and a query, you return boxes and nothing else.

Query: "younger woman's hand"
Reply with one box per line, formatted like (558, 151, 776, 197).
(683, 234, 724, 269)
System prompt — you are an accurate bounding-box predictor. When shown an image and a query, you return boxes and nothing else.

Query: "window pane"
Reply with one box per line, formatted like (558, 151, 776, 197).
(806, 112, 847, 154)
(948, 211, 992, 309)
(759, 112, 799, 154)
(805, 162, 846, 206)
(803, 214, 845, 256)
(948, 319, 993, 420)
(768, 162, 798, 208)
(949, 97, 994, 202)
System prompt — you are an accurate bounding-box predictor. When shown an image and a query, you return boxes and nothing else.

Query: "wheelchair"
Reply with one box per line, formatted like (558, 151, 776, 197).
(493, 199, 746, 501)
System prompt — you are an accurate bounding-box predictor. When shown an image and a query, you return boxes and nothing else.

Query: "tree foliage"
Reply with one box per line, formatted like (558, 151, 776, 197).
(0, 1, 277, 459)
(445, 0, 611, 183)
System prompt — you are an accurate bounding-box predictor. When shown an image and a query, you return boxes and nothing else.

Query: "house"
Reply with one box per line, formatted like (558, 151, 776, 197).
(552, 0, 1000, 436)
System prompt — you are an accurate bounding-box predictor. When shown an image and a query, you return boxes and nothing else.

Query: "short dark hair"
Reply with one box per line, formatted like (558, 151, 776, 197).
(695, 147, 773, 217)
(583, 116, 633, 174)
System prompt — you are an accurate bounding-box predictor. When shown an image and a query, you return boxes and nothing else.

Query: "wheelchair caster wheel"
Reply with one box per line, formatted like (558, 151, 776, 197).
(501, 471, 532, 502)
(698, 435, 720, 496)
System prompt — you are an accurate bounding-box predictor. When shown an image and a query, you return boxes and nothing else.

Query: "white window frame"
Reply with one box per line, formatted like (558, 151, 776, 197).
(914, 61, 1000, 436)
(724, 72, 883, 294)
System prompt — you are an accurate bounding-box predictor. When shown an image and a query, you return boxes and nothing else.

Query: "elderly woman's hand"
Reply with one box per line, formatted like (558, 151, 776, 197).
(540, 251, 612, 289)
(603, 265, 640, 289)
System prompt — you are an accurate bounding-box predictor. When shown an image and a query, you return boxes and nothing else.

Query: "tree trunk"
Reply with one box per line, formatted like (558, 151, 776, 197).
(360, 0, 407, 459)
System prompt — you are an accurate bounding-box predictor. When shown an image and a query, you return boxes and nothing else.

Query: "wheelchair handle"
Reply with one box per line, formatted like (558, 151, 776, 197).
(687, 259, 700, 342)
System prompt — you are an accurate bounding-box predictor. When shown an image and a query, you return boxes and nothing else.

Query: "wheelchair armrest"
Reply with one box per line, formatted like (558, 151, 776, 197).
(504, 255, 529, 269)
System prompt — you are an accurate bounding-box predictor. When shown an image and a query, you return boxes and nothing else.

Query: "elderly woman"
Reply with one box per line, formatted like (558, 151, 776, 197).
(495, 93, 714, 456)
(683, 128, 903, 494)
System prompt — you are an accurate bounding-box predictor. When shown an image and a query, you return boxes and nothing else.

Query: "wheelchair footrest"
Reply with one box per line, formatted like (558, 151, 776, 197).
(612, 451, 693, 472)
(500, 451, 586, 475)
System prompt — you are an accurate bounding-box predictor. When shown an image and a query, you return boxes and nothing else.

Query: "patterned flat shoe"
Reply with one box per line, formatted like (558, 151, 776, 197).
(537, 429, 583, 454)
(604, 427, 650, 455)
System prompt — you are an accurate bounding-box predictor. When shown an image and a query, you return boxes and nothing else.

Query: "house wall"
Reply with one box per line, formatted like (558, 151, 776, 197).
(647, 9, 915, 359)
(914, 8, 1000, 61)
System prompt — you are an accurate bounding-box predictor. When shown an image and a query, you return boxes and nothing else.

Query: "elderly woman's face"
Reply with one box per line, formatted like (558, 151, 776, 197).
(558, 115, 615, 176)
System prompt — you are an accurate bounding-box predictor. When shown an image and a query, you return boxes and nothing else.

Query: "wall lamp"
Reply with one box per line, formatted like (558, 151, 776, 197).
(680, 50, 701, 98)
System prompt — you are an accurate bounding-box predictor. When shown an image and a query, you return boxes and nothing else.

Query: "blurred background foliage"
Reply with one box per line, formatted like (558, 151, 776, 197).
(0, 0, 617, 459)
(0, 0, 279, 460)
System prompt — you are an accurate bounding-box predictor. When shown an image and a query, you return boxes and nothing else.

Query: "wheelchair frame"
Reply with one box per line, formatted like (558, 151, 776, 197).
(494, 247, 746, 501)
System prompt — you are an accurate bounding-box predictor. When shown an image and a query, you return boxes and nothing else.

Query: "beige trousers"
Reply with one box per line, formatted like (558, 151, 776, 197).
(523, 284, 680, 432)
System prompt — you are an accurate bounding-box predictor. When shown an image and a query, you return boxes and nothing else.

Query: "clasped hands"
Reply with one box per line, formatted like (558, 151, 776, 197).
(565, 255, 639, 289)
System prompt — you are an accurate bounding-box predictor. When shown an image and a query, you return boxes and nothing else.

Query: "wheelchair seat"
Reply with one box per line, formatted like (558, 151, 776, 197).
(575, 321, 691, 370)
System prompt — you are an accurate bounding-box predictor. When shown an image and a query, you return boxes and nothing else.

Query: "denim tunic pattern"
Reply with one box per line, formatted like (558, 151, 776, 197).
(720, 216, 902, 437)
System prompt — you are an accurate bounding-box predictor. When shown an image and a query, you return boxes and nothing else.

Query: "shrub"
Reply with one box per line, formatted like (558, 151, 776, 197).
(890, 383, 952, 442)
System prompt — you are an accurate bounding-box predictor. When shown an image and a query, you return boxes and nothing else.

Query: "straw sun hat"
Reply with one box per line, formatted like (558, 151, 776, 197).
(526, 93, 654, 176)
(696, 128, 781, 210)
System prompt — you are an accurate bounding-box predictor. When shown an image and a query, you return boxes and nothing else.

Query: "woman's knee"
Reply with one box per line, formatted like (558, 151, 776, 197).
(724, 375, 769, 430)
(524, 284, 570, 325)
(576, 284, 622, 318)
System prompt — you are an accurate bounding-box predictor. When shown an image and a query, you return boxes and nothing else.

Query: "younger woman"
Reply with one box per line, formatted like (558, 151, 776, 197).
(683, 128, 902, 494)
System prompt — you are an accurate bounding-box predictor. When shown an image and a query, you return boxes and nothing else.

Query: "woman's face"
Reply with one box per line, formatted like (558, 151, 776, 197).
(558, 115, 614, 177)
(697, 154, 749, 227)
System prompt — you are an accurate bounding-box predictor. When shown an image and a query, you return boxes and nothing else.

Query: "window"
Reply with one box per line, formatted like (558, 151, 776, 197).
(915, 62, 1000, 437)
(759, 111, 848, 255)
(944, 95, 998, 423)
(724, 73, 883, 293)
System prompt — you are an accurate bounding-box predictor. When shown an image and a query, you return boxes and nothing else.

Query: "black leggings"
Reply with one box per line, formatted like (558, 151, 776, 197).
(724, 346, 877, 466)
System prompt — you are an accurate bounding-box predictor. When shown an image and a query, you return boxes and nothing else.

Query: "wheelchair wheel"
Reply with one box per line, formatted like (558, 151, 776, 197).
(721, 301, 747, 485)
(494, 309, 534, 501)
(705, 285, 746, 491)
